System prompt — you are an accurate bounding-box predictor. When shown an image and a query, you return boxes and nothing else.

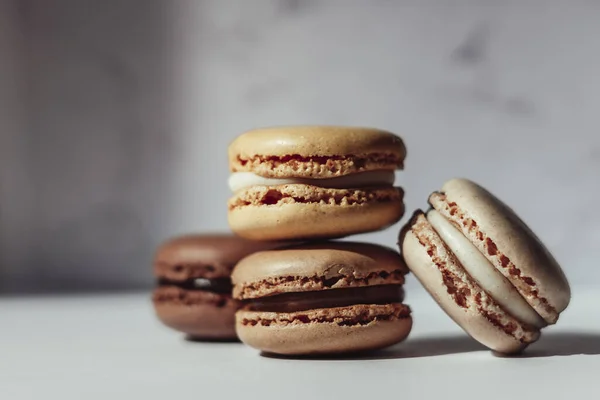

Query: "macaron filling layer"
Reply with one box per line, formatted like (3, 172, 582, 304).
(228, 170, 395, 193)
(426, 209, 546, 328)
(243, 285, 404, 313)
(158, 277, 232, 294)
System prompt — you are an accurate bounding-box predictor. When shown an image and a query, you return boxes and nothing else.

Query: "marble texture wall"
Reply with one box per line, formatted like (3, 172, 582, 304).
(1, 0, 599, 292)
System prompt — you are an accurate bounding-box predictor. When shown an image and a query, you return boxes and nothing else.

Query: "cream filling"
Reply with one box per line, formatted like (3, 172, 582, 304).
(427, 209, 546, 328)
(228, 170, 396, 193)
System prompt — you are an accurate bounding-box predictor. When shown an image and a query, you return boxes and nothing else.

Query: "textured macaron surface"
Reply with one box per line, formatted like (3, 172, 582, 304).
(236, 306, 412, 355)
(154, 234, 284, 279)
(228, 185, 402, 210)
(232, 241, 409, 299)
(237, 303, 410, 328)
(228, 126, 406, 179)
(428, 179, 570, 324)
(403, 212, 540, 351)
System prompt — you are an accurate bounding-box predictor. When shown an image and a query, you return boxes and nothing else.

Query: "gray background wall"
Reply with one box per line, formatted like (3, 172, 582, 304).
(1, 0, 598, 293)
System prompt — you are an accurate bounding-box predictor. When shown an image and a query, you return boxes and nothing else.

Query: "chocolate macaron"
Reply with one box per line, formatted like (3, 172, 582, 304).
(232, 242, 412, 355)
(400, 179, 570, 353)
(227, 126, 406, 241)
(152, 234, 281, 340)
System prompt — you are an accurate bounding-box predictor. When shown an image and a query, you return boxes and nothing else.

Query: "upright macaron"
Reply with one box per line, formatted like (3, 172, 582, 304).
(152, 234, 282, 340)
(232, 242, 412, 355)
(400, 179, 570, 353)
(227, 126, 406, 241)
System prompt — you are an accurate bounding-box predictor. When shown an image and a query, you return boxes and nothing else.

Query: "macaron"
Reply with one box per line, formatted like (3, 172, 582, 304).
(227, 126, 406, 241)
(152, 234, 282, 340)
(399, 178, 570, 353)
(232, 241, 412, 355)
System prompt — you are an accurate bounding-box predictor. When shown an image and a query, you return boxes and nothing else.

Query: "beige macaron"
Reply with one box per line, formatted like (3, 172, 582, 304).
(232, 241, 412, 355)
(227, 126, 406, 241)
(399, 179, 570, 354)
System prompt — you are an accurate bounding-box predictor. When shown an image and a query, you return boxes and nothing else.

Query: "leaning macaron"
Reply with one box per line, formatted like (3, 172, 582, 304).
(399, 178, 570, 354)
(152, 234, 282, 340)
(227, 126, 406, 241)
(232, 242, 412, 355)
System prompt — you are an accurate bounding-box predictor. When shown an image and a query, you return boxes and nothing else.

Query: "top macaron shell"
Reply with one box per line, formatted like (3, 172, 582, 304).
(228, 126, 406, 179)
(429, 179, 570, 324)
(154, 234, 286, 279)
(232, 241, 409, 299)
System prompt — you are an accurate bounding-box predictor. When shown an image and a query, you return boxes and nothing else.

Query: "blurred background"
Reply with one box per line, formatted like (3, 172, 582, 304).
(1, 0, 598, 294)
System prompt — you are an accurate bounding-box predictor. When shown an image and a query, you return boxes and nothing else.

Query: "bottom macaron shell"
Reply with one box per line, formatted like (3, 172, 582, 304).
(153, 288, 239, 339)
(228, 186, 404, 240)
(235, 304, 412, 355)
(402, 222, 540, 354)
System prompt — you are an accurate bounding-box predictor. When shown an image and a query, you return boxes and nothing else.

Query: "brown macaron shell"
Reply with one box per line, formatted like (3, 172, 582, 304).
(154, 288, 239, 339)
(154, 234, 283, 278)
(228, 126, 406, 179)
(401, 212, 540, 354)
(152, 234, 284, 339)
(232, 242, 412, 355)
(227, 126, 406, 240)
(428, 179, 570, 324)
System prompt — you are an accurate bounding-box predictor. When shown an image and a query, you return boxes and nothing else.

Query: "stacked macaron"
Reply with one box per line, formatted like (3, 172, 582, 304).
(227, 126, 412, 355)
(153, 127, 572, 357)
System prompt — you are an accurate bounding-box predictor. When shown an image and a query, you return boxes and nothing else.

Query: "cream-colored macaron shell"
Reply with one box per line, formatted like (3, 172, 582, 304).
(401, 212, 540, 353)
(429, 178, 570, 324)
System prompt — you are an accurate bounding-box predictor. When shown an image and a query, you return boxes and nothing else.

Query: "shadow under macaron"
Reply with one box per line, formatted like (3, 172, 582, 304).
(494, 332, 600, 358)
(184, 335, 240, 343)
(260, 335, 486, 361)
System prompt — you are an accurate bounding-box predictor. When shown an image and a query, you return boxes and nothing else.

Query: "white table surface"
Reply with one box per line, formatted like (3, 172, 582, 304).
(2, 285, 598, 400)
